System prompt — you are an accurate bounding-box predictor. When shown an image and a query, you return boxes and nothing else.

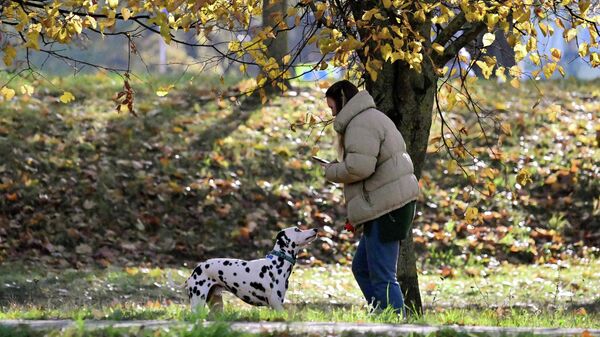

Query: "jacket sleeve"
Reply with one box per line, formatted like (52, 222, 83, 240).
(325, 126, 380, 184)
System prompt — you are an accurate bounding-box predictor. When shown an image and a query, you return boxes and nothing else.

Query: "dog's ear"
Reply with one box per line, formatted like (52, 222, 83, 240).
(276, 231, 290, 248)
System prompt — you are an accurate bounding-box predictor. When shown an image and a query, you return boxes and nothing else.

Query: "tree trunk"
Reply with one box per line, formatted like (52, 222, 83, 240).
(262, 0, 289, 94)
(365, 56, 437, 317)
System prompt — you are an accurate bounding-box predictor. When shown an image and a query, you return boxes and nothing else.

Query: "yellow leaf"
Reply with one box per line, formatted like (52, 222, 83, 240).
(565, 28, 577, 42)
(108, 0, 118, 9)
(383, 0, 392, 8)
(516, 168, 532, 186)
(3, 45, 17, 66)
(578, 43, 589, 57)
(529, 52, 540, 66)
(156, 84, 174, 97)
(25, 31, 40, 50)
(125, 267, 139, 275)
(495, 66, 506, 82)
(380, 43, 393, 61)
(550, 48, 561, 62)
(543, 63, 556, 78)
(432, 43, 445, 55)
(591, 53, 600, 67)
(500, 122, 512, 136)
(286, 7, 298, 17)
(413, 10, 426, 22)
(510, 77, 520, 88)
(59, 91, 75, 103)
(514, 43, 527, 62)
(539, 22, 549, 36)
(282, 54, 291, 65)
(482, 32, 495, 47)
(1, 87, 15, 100)
(85, 16, 97, 29)
(547, 104, 561, 122)
(311, 146, 320, 156)
(446, 159, 457, 174)
(121, 7, 131, 21)
(465, 207, 479, 224)
(20, 84, 34, 95)
(475, 60, 494, 79)
(362, 8, 379, 21)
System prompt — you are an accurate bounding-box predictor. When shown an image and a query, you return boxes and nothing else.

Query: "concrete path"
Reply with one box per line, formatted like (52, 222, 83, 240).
(1, 320, 598, 336)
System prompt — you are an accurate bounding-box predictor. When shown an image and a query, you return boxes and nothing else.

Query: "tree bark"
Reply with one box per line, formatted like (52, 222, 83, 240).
(365, 54, 437, 317)
(262, 0, 289, 94)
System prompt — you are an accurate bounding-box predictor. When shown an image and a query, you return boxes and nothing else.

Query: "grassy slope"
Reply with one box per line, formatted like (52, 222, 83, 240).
(0, 74, 598, 269)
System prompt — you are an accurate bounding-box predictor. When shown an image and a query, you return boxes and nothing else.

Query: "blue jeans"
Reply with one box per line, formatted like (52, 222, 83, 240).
(352, 219, 405, 316)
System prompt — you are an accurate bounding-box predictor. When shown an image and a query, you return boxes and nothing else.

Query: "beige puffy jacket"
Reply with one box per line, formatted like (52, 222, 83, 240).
(325, 90, 420, 226)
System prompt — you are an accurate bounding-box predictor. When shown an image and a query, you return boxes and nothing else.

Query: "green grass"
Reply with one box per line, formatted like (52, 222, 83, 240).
(1, 260, 598, 328)
(0, 322, 256, 337)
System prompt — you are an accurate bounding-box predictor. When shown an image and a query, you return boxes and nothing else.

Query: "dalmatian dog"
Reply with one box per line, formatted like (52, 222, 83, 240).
(186, 226, 318, 311)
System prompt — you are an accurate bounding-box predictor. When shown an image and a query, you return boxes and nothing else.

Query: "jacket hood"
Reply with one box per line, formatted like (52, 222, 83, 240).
(333, 90, 376, 133)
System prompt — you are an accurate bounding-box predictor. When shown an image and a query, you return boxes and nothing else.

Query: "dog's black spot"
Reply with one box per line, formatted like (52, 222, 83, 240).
(195, 281, 199, 285)
(218, 276, 225, 283)
(233, 272, 237, 276)
(199, 280, 206, 287)
(270, 283, 273, 288)
(205, 264, 209, 269)
(269, 272, 274, 279)
(245, 267, 250, 273)
(278, 269, 282, 275)
(223, 261, 230, 266)
(193, 286, 198, 292)
(275, 279, 279, 284)
(285, 280, 289, 289)
(242, 262, 247, 266)
(193, 266, 202, 276)
(272, 260, 277, 265)
(233, 282, 239, 288)
(243, 295, 251, 302)
(252, 292, 268, 304)
(230, 287, 237, 295)
(218, 270, 224, 275)
(250, 282, 266, 292)
(291, 242, 296, 248)
(193, 274, 197, 280)
(243, 281, 246, 284)
(261, 266, 268, 273)
(259, 273, 264, 278)
(277, 290, 282, 298)
(201, 294, 206, 300)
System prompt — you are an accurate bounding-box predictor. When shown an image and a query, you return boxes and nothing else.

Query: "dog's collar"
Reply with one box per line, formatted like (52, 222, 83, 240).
(267, 250, 296, 265)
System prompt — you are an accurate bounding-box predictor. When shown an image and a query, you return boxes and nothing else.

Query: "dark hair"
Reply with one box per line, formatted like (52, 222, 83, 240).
(325, 80, 359, 114)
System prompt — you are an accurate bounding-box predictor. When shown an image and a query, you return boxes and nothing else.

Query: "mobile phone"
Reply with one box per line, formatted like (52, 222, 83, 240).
(311, 156, 331, 164)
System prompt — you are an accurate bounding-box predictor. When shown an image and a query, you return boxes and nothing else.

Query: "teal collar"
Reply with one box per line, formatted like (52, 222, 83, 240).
(267, 250, 296, 265)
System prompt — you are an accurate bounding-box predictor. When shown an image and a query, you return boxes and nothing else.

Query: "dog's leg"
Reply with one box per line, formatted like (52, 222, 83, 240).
(187, 274, 211, 312)
(207, 285, 224, 313)
(269, 293, 284, 311)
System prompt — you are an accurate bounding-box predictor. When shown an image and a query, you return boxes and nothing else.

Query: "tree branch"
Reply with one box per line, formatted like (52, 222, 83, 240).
(434, 21, 487, 66)
(433, 12, 466, 47)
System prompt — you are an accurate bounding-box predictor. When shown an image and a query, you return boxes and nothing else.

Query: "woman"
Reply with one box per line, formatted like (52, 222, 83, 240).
(322, 80, 419, 316)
